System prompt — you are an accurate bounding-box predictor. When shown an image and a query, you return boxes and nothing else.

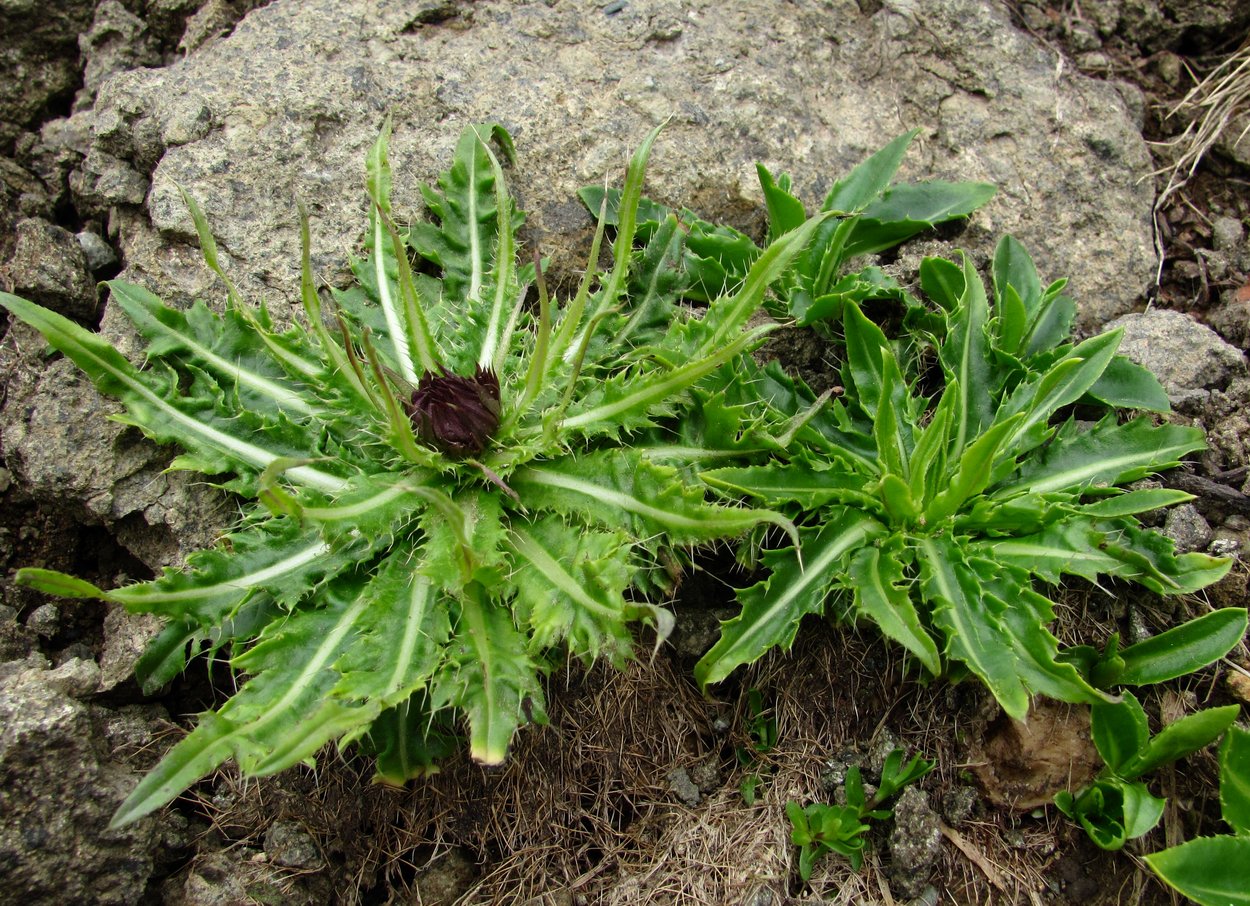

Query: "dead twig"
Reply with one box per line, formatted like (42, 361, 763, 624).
(939, 822, 1011, 895)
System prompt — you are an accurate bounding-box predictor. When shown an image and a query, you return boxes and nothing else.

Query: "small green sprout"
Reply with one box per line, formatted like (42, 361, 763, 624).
(1056, 692, 1239, 851)
(787, 748, 934, 880)
(1144, 724, 1250, 906)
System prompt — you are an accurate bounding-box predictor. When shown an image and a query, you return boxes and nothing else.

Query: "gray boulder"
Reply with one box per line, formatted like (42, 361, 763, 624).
(85, 0, 1156, 322)
(79, 1, 164, 108)
(7, 217, 97, 319)
(0, 155, 50, 261)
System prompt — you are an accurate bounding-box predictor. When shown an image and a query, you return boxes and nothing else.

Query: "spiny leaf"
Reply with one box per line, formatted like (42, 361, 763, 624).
(757, 163, 808, 239)
(255, 554, 453, 772)
(509, 518, 634, 663)
(848, 543, 940, 676)
(997, 329, 1123, 457)
(702, 459, 882, 512)
(109, 281, 318, 417)
(940, 255, 993, 455)
(842, 181, 997, 257)
(514, 450, 796, 547)
(1121, 705, 1240, 779)
(822, 130, 919, 214)
(0, 292, 348, 494)
(1220, 725, 1250, 835)
(111, 574, 381, 826)
(696, 509, 885, 687)
(999, 415, 1206, 497)
(917, 535, 1029, 719)
(437, 587, 545, 765)
(107, 518, 362, 624)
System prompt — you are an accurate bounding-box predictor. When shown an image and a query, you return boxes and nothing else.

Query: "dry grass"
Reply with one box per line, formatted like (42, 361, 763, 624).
(1150, 37, 1250, 281)
(180, 582, 1230, 905)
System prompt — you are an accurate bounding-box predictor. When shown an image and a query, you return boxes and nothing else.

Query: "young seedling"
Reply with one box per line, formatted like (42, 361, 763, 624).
(1144, 723, 1250, 906)
(1062, 608, 1248, 690)
(1055, 692, 1239, 851)
(787, 747, 934, 880)
(736, 687, 778, 805)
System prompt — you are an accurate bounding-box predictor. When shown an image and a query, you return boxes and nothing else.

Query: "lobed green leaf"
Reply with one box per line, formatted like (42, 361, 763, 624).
(696, 509, 884, 688)
(0, 292, 349, 494)
(848, 542, 940, 676)
(918, 536, 1029, 719)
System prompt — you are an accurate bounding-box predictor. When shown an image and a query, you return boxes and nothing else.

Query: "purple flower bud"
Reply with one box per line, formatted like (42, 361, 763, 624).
(406, 367, 501, 457)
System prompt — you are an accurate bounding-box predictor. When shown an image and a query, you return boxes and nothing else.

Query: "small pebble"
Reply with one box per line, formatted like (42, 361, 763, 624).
(76, 229, 117, 272)
(1226, 670, 1250, 707)
(25, 603, 60, 637)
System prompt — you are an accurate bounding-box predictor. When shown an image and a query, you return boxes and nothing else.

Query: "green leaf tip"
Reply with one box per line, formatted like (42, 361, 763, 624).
(16, 568, 112, 601)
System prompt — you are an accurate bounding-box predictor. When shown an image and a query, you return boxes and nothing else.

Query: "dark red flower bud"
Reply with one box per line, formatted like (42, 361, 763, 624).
(406, 366, 501, 457)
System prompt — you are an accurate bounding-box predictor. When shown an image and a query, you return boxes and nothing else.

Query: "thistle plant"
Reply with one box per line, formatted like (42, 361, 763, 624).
(1, 122, 820, 826)
(696, 237, 1239, 717)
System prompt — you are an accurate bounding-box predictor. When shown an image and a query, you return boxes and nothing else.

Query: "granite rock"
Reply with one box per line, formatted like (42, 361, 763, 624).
(0, 660, 162, 904)
(1105, 309, 1245, 409)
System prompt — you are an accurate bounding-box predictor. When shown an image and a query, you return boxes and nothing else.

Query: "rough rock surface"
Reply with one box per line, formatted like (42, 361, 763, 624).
(6, 217, 97, 318)
(0, 156, 50, 262)
(0, 657, 166, 904)
(1199, 376, 1250, 482)
(87, 0, 1157, 319)
(1, 0, 1160, 562)
(887, 786, 943, 899)
(1162, 502, 1214, 554)
(161, 846, 334, 906)
(0, 329, 230, 569)
(1044, 0, 1250, 52)
(0, 0, 94, 149)
(1104, 309, 1245, 410)
(1207, 219, 1250, 351)
(79, 1, 164, 107)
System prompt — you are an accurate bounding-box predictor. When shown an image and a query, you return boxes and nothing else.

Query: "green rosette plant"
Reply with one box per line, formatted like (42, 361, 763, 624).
(0, 122, 823, 826)
(787, 747, 934, 879)
(697, 237, 1239, 718)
